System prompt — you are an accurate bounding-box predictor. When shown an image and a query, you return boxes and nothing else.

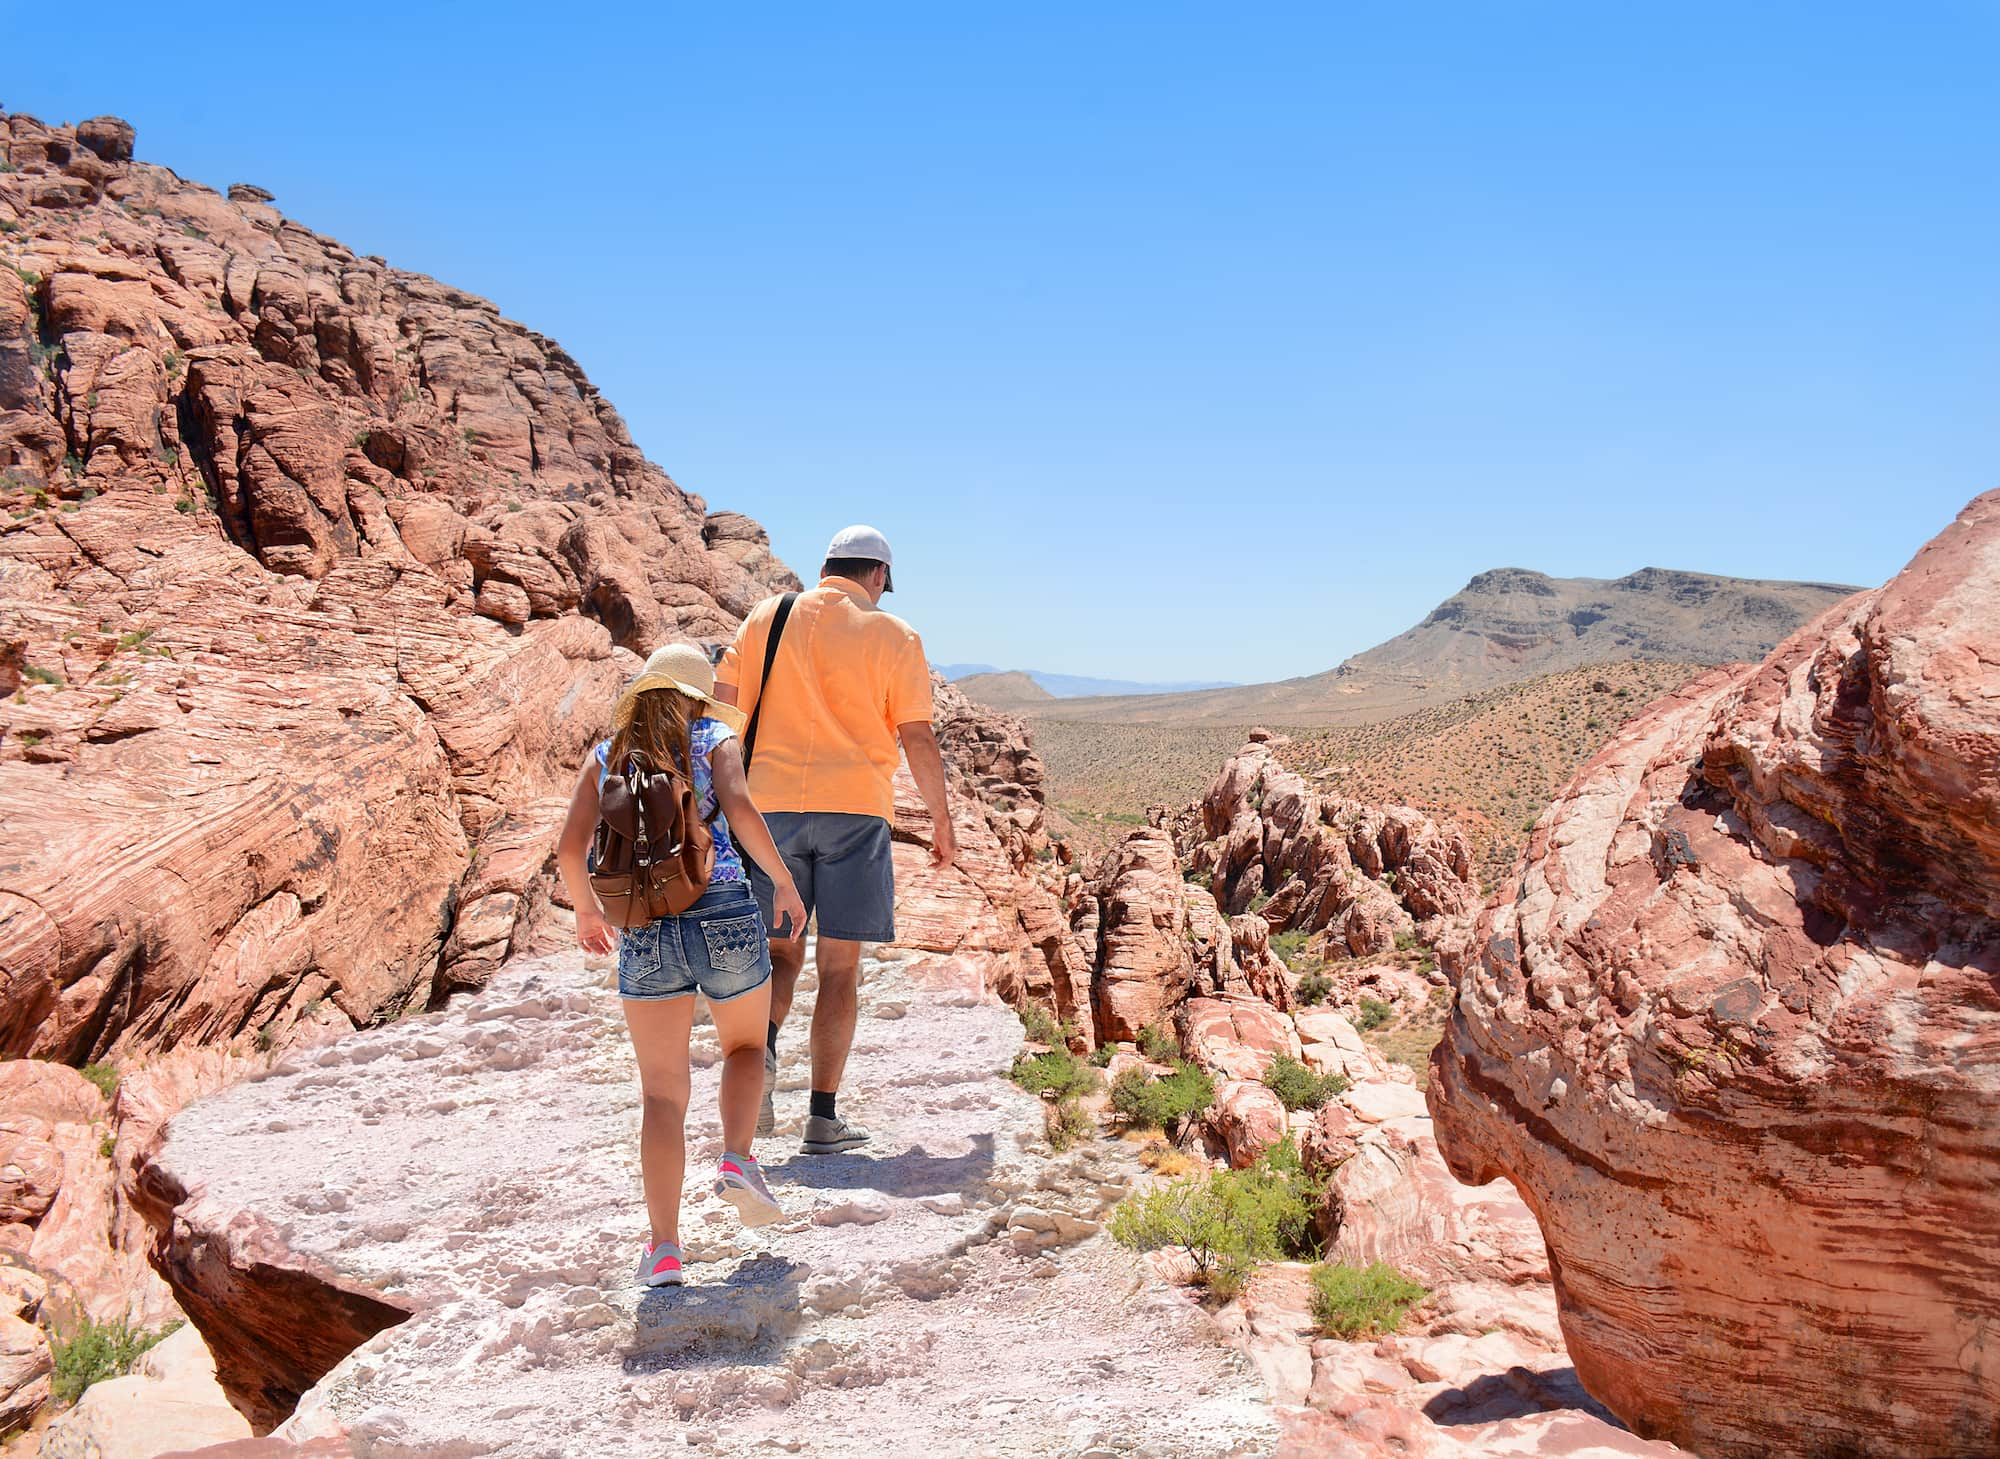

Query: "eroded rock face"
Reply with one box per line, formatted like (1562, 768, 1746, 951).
(0, 112, 791, 1065)
(1431, 491, 2000, 1459)
(887, 678, 1095, 1034)
(1177, 735, 1478, 961)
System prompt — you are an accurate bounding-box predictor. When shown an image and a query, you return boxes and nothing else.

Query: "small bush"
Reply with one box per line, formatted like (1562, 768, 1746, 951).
(1111, 1137, 1324, 1293)
(1018, 1001, 1062, 1046)
(1044, 1096, 1094, 1152)
(1354, 997, 1394, 1032)
(1247, 891, 1271, 914)
(1393, 929, 1419, 952)
(1087, 1045, 1112, 1068)
(1269, 929, 1311, 968)
(1136, 1021, 1180, 1062)
(1308, 1261, 1428, 1339)
(1110, 1061, 1214, 1131)
(1295, 970, 1332, 1005)
(49, 1316, 179, 1403)
(98, 1134, 115, 1160)
(1262, 1053, 1348, 1112)
(79, 1062, 118, 1101)
(1009, 1048, 1099, 1101)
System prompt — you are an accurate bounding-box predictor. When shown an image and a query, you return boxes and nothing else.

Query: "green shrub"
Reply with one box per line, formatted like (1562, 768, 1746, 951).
(1247, 891, 1271, 914)
(1018, 1002, 1062, 1046)
(1393, 929, 1419, 952)
(1355, 997, 1394, 1032)
(1136, 1021, 1180, 1062)
(1110, 1137, 1324, 1294)
(1308, 1261, 1428, 1339)
(23, 665, 62, 687)
(1087, 1045, 1112, 1068)
(1109, 1061, 1214, 1131)
(1262, 1053, 1348, 1111)
(1269, 929, 1311, 968)
(79, 1063, 118, 1101)
(1295, 970, 1332, 1005)
(1009, 1048, 1099, 1101)
(1044, 1096, 1094, 1152)
(49, 1316, 179, 1403)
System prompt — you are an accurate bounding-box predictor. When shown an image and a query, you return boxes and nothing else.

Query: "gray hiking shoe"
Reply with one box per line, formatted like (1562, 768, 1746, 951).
(757, 1045, 777, 1137)
(714, 1153, 785, 1228)
(801, 1113, 871, 1155)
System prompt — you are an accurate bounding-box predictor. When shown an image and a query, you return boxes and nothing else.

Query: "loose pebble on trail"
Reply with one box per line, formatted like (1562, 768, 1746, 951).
(153, 946, 1279, 1457)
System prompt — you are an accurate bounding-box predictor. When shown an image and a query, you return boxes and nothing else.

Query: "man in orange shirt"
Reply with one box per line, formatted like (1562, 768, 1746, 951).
(715, 526, 957, 1154)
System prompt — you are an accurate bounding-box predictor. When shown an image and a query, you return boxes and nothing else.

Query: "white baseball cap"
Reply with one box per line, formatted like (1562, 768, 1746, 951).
(825, 524, 895, 592)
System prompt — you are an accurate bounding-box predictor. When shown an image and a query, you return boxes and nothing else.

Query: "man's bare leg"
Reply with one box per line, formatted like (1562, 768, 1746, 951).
(810, 936, 862, 1096)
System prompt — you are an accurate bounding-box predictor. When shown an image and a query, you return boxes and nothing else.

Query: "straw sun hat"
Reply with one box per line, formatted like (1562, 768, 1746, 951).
(623, 642, 747, 734)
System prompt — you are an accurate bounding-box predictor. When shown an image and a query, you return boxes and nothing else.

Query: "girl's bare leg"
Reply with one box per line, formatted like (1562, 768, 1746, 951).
(708, 982, 774, 1157)
(622, 996, 698, 1246)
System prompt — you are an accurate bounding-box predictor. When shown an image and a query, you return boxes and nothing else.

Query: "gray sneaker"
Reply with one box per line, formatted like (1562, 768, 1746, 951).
(757, 1046, 777, 1137)
(801, 1113, 871, 1155)
(714, 1153, 785, 1228)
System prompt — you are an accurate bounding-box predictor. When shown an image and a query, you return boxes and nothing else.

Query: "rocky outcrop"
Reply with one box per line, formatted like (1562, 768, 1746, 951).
(1431, 491, 2000, 1459)
(0, 112, 792, 1067)
(0, 1060, 176, 1329)
(1178, 732, 1478, 960)
(887, 678, 1095, 1033)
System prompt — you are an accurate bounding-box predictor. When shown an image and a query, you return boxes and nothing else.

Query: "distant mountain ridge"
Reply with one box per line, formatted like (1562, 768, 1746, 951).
(985, 565, 1860, 726)
(934, 664, 1240, 700)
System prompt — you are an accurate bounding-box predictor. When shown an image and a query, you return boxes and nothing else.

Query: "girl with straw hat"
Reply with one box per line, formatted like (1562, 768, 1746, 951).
(555, 643, 809, 1287)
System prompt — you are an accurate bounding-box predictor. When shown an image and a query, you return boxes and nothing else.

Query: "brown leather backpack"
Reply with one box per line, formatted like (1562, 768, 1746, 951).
(588, 746, 715, 927)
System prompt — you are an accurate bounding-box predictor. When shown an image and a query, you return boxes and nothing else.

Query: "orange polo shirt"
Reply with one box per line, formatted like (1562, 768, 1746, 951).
(716, 576, 934, 822)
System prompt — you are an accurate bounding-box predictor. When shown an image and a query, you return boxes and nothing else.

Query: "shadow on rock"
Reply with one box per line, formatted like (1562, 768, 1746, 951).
(625, 1256, 805, 1368)
(767, 1133, 996, 1197)
(1422, 1366, 1621, 1427)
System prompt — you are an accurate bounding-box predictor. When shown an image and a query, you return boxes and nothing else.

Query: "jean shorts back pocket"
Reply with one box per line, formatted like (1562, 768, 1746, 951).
(619, 922, 662, 981)
(700, 914, 764, 978)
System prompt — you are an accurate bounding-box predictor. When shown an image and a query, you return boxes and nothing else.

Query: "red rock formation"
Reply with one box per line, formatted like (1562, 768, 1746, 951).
(0, 112, 793, 1066)
(1177, 733, 1477, 959)
(887, 678, 1094, 1033)
(1431, 492, 2000, 1459)
(134, 1155, 412, 1431)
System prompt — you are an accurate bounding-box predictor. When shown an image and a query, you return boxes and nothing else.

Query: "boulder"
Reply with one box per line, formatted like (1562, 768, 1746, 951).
(1180, 996, 1301, 1081)
(40, 1323, 251, 1458)
(1210, 1079, 1288, 1168)
(1431, 491, 2000, 1458)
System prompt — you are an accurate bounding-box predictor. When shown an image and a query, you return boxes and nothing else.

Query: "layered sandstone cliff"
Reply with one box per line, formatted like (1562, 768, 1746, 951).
(1430, 490, 2000, 1458)
(0, 112, 794, 1070)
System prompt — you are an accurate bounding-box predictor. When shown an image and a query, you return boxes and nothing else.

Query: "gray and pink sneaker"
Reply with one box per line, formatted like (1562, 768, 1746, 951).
(636, 1239, 684, 1288)
(714, 1152, 784, 1227)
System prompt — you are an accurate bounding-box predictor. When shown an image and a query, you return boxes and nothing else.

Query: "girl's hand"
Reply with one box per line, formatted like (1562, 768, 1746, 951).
(771, 880, 808, 942)
(576, 905, 618, 957)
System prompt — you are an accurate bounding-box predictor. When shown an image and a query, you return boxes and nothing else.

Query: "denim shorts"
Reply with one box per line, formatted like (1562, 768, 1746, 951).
(617, 882, 773, 1003)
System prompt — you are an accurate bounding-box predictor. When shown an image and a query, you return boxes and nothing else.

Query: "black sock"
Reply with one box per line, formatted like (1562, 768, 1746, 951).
(767, 1021, 780, 1057)
(810, 1090, 837, 1122)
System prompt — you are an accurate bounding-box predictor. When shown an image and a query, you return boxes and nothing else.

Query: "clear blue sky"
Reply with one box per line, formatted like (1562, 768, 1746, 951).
(10, 3, 1995, 683)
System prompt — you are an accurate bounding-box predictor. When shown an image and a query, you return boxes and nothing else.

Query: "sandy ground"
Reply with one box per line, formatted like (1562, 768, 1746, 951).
(156, 947, 1279, 1459)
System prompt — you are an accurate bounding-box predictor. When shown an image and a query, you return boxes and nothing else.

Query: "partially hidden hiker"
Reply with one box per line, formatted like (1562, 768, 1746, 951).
(556, 642, 809, 1288)
(715, 525, 957, 1155)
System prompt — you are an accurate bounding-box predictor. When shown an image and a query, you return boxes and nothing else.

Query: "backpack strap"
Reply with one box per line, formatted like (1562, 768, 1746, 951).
(740, 591, 798, 774)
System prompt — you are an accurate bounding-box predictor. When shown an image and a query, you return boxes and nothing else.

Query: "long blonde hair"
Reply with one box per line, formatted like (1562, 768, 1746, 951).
(607, 686, 700, 779)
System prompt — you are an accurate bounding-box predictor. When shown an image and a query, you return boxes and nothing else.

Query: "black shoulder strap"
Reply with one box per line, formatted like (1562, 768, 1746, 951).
(740, 592, 798, 773)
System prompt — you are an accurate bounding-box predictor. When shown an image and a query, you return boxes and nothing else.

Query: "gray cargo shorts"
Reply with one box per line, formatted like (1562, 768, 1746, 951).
(748, 811, 896, 943)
